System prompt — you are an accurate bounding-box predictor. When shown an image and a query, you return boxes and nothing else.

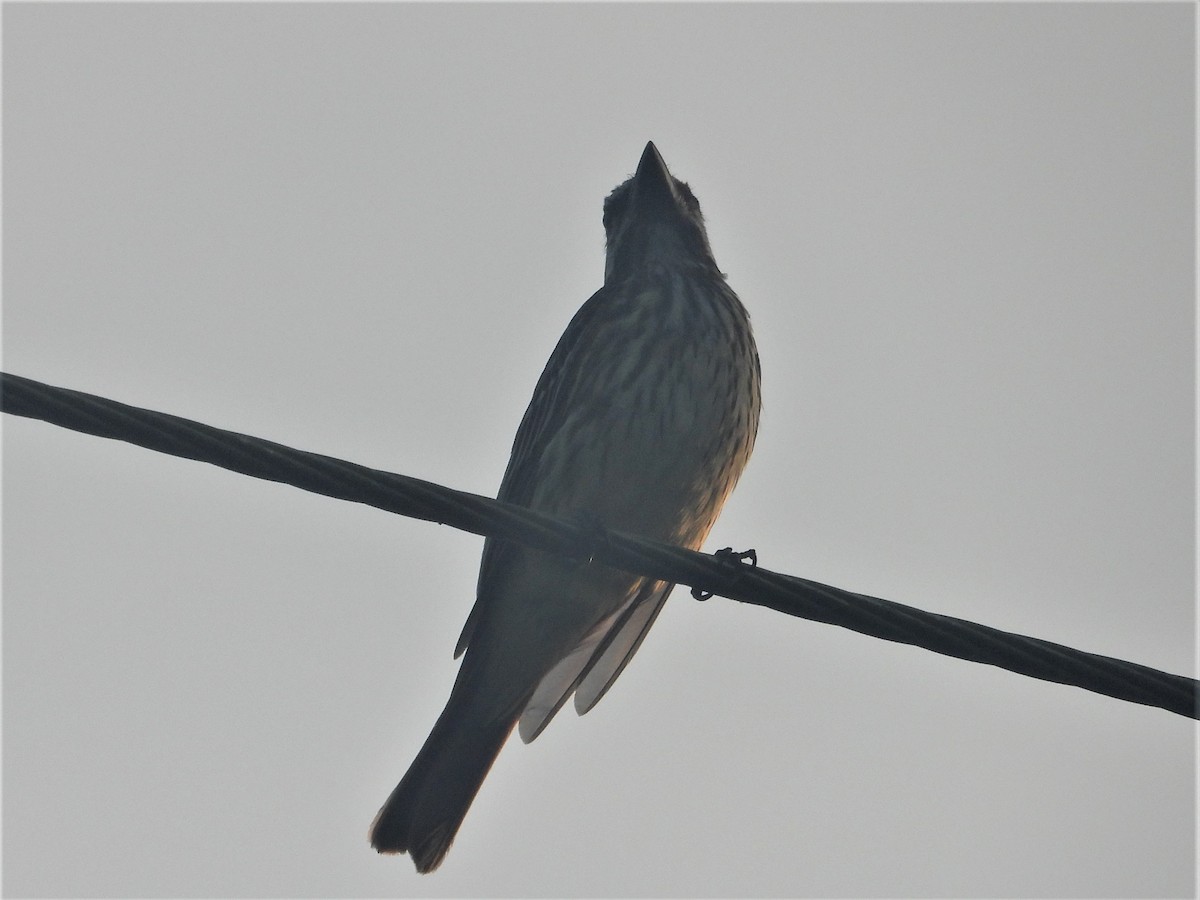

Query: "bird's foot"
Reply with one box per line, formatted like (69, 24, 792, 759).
(691, 547, 758, 601)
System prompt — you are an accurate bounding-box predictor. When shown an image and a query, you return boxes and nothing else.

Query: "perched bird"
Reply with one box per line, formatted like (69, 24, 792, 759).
(370, 142, 761, 872)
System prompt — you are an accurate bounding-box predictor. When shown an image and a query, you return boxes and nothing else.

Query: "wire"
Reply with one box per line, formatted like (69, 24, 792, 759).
(3, 370, 1195, 720)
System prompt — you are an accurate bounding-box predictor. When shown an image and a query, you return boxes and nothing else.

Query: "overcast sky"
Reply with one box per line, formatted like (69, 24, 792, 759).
(3, 4, 1195, 897)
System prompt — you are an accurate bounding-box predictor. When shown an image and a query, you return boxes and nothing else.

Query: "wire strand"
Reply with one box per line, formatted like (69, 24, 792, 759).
(3, 370, 1195, 719)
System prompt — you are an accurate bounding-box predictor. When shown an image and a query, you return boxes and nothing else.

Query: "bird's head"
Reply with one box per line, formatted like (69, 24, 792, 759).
(602, 142, 718, 284)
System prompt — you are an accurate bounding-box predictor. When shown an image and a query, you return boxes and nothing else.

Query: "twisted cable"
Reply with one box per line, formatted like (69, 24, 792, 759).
(3, 370, 1195, 719)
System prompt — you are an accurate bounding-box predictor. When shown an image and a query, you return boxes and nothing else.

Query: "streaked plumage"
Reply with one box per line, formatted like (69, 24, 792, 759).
(370, 142, 761, 872)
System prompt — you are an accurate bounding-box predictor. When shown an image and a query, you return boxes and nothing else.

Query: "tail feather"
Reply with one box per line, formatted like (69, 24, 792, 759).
(370, 702, 516, 873)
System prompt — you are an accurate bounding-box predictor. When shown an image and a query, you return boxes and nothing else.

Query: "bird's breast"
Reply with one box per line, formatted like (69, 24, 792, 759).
(529, 273, 759, 548)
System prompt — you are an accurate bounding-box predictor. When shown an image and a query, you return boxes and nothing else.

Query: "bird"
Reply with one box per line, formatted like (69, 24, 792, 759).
(369, 141, 761, 873)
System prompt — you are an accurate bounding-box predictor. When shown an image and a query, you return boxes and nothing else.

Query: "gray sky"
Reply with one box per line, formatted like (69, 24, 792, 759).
(3, 4, 1195, 897)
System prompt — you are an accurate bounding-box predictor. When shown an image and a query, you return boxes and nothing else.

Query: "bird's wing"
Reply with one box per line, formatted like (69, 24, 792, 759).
(573, 581, 673, 715)
(516, 592, 638, 743)
(517, 579, 673, 743)
(455, 285, 613, 660)
(456, 282, 673, 740)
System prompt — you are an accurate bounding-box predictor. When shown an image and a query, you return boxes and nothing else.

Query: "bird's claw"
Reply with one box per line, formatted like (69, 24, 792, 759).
(691, 547, 758, 601)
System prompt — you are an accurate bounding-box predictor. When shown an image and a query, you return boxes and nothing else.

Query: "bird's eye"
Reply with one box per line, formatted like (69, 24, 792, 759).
(602, 189, 630, 233)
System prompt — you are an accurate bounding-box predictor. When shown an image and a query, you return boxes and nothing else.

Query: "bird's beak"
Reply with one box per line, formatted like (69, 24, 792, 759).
(630, 141, 678, 214)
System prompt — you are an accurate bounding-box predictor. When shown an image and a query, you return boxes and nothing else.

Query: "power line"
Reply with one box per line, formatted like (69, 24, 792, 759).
(3, 370, 1195, 720)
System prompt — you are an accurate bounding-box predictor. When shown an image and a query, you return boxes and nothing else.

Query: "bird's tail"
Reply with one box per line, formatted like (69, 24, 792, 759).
(369, 696, 515, 873)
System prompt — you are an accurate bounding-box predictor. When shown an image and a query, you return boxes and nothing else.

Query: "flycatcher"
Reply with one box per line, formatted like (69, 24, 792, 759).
(370, 142, 761, 872)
